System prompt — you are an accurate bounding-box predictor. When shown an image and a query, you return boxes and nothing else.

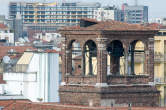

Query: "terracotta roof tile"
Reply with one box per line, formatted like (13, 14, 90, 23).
(0, 74, 5, 84)
(160, 25, 166, 29)
(0, 24, 7, 30)
(1, 100, 166, 110)
(45, 49, 58, 53)
(0, 46, 36, 60)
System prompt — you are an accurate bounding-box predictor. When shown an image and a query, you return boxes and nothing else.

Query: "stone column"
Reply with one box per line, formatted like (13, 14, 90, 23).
(96, 38, 108, 87)
(123, 43, 129, 75)
(61, 37, 67, 85)
(147, 37, 154, 82)
(89, 52, 93, 75)
(82, 50, 85, 76)
(144, 42, 148, 76)
(130, 46, 135, 75)
(66, 49, 72, 75)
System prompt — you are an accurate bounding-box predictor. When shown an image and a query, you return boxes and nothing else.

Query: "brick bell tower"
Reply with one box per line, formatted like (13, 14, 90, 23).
(59, 19, 160, 107)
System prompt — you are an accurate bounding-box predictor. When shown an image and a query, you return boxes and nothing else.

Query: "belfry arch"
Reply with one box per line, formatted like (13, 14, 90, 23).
(129, 40, 145, 75)
(83, 40, 97, 76)
(107, 40, 124, 75)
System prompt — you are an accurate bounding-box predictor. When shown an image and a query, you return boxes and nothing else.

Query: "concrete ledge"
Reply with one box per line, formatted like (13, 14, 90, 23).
(95, 83, 108, 87)
(61, 82, 66, 86)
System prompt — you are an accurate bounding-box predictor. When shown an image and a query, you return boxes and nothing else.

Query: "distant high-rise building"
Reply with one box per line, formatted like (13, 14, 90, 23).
(122, 3, 148, 24)
(0, 15, 6, 23)
(9, 2, 101, 38)
(13, 13, 23, 41)
(94, 6, 123, 22)
(9, 2, 101, 27)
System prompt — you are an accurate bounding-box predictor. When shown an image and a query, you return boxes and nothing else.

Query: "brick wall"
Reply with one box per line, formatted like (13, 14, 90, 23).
(59, 85, 159, 107)
(107, 75, 149, 84)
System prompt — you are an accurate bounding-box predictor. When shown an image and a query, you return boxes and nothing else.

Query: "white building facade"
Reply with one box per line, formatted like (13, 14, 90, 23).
(3, 51, 60, 102)
(0, 32, 14, 44)
(33, 33, 61, 42)
(122, 3, 148, 24)
(94, 7, 122, 21)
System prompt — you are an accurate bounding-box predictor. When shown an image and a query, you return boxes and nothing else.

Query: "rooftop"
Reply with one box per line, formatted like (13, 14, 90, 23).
(0, 95, 27, 100)
(0, 46, 36, 60)
(0, 24, 7, 30)
(61, 19, 158, 31)
(0, 100, 166, 110)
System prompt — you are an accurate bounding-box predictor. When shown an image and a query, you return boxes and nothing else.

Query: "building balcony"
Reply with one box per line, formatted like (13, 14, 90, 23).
(128, 53, 165, 63)
(154, 77, 166, 84)
(154, 54, 164, 62)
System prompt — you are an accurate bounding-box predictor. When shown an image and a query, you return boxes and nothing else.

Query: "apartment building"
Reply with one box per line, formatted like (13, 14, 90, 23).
(0, 23, 14, 44)
(2, 50, 60, 102)
(9, 2, 100, 27)
(94, 6, 123, 21)
(122, 3, 148, 24)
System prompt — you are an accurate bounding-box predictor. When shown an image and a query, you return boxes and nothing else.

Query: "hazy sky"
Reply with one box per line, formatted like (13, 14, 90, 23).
(0, 0, 165, 19)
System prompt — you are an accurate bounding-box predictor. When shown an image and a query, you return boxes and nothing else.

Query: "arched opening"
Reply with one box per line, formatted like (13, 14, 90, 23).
(129, 40, 145, 75)
(83, 40, 97, 75)
(107, 40, 124, 75)
(69, 40, 82, 75)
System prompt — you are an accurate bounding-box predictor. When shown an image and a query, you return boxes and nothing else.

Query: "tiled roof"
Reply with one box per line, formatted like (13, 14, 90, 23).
(0, 100, 166, 110)
(45, 49, 59, 53)
(0, 46, 36, 60)
(160, 25, 166, 29)
(0, 24, 7, 30)
(0, 74, 5, 84)
(61, 19, 158, 31)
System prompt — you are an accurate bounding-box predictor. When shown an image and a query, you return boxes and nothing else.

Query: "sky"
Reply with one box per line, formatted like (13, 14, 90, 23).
(0, 0, 165, 19)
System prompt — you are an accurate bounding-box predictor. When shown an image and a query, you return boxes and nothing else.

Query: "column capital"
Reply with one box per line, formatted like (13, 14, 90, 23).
(66, 50, 70, 54)
(96, 38, 108, 42)
(148, 37, 154, 42)
(61, 82, 66, 86)
(98, 43, 106, 51)
(60, 37, 67, 42)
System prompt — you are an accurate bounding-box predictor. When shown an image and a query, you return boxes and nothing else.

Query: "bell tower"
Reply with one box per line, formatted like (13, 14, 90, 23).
(59, 19, 160, 107)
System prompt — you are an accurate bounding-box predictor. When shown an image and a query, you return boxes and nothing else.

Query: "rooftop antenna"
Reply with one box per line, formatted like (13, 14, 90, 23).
(135, 0, 138, 6)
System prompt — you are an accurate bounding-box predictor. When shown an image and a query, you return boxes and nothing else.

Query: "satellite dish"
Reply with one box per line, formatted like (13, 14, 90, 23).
(3, 56, 11, 64)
